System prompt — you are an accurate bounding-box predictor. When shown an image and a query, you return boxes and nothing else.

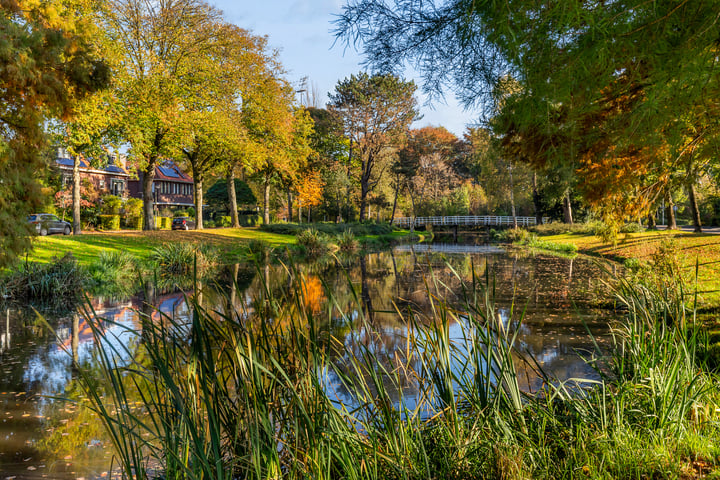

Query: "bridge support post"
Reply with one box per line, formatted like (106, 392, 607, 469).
(453, 224, 458, 243)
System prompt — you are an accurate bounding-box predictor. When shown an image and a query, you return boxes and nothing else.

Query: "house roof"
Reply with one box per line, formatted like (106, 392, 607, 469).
(154, 160, 193, 183)
(56, 156, 130, 176)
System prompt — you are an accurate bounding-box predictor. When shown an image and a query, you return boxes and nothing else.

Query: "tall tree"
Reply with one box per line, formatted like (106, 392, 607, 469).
(336, 1, 720, 223)
(0, 0, 109, 266)
(328, 73, 419, 221)
(104, 0, 225, 230)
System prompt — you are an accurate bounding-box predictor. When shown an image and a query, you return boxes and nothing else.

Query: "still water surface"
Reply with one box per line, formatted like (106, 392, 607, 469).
(0, 245, 617, 479)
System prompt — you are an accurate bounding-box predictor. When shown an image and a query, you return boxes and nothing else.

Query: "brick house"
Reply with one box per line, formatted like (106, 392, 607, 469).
(55, 149, 130, 197)
(127, 160, 195, 209)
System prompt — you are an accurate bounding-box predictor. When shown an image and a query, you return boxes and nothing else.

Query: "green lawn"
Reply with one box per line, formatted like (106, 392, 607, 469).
(541, 230, 720, 309)
(25, 227, 298, 265)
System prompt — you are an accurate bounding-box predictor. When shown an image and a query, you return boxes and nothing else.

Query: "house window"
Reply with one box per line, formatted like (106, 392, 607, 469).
(62, 174, 72, 186)
(99, 179, 105, 188)
(111, 179, 125, 196)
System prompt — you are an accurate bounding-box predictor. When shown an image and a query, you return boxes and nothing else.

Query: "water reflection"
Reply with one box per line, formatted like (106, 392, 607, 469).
(0, 245, 615, 478)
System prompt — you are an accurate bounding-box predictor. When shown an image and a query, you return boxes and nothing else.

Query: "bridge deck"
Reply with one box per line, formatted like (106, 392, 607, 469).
(392, 215, 548, 228)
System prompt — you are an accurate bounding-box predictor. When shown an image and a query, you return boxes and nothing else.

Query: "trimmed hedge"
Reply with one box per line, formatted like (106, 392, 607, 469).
(238, 214, 262, 226)
(98, 214, 120, 231)
(155, 217, 172, 230)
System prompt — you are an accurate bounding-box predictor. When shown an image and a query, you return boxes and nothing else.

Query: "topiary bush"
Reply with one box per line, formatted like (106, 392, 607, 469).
(98, 214, 120, 231)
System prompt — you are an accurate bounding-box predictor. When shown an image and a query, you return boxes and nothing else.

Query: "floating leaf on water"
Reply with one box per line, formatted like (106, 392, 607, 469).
(26, 466, 36, 471)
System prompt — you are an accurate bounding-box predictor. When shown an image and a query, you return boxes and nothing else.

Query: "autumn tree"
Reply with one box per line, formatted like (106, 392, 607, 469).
(336, 1, 720, 223)
(306, 107, 350, 222)
(104, 0, 225, 230)
(0, 0, 109, 265)
(328, 73, 419, 221)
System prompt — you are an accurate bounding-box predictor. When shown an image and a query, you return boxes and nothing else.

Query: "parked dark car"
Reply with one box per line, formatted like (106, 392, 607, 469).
(171, 216, 196, 230)
(27, 214, 72, 236)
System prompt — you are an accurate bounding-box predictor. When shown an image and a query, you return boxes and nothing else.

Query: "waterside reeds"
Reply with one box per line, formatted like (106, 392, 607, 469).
(73, 262, 720, 479)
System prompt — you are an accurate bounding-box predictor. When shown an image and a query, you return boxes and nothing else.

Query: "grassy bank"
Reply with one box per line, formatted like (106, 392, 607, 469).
(537, 229, 720, 309)
(71, 261, 720, 479)
(23, 226, 425, 267)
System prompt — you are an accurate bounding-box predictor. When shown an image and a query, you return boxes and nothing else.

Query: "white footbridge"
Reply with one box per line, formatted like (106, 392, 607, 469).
(392, 215, 548, 228)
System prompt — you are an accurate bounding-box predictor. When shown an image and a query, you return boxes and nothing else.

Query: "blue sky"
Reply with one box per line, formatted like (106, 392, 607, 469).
(213, 0, 476, 137)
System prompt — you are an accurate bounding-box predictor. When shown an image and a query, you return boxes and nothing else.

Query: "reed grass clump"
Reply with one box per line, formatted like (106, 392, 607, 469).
(87, 250, 138, 289)
(73, 261, 720, 479)
(2, 253, 86, 309)
(296, 228, 332, 257)
(149, 242, 218, 275)
(335, 230, 358, 252)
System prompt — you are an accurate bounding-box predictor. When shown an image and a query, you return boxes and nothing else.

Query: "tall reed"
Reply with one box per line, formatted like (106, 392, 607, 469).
(72, 258, 720, 479)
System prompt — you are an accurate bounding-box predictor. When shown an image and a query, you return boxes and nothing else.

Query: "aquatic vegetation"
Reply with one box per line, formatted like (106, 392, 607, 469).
(336, 230, 358, 252)
(149, 242, 219, 276)
(1, 253, 86, 310)
(295, 228, 333, 257)
(73, 262, 720, 479)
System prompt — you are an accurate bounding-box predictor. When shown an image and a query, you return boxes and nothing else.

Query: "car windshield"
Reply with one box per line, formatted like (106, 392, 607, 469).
(28, 215, 38, 221)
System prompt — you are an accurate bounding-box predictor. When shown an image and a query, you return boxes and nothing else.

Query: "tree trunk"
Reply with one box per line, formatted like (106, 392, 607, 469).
(390, 183, 399, 224)
(647, 209, 657, 230)
(532, 171, 542, 225)
(563, 191, 574, 225)
(286, 188, 293, 222)
(409, 189, 417, 233)
(665, 191, 677, 230)
(688, 182, 702, 233)
(263, 176, 271, 225)
(194, 176, 204, 230)
(508, 160, 517, 228)
(72, 155, 81, 235)
(359, 179, 369, 222)
(227, 169, 239, 228)
(142, 160, 157, 231)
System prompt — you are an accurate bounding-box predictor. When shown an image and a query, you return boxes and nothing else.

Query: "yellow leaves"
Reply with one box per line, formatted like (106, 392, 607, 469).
(297, 170, 325, 209)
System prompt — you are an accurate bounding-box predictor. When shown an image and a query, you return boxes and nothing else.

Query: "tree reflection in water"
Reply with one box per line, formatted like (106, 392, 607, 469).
(0, 245, 615, 478)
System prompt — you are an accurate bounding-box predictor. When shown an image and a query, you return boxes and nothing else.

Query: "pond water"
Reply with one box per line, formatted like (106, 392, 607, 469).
(0, 244, 617, 479)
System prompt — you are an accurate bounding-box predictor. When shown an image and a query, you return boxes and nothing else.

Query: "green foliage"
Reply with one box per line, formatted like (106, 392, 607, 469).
(238, 214, 262, 226)
(122, 198, 143, 228)
(101, 195, 122, 215)
(87, 250, 138, 294)
(73, 259, 720, 480)
(336, 230, 358, 253)
(329, 72, 419, 220)
(0, 0, 109, 267)
(98, 214, 120, 231)
(206, 179, 257, 212)
(295, 229, 332, 257)
(149, 243, 218, 276)
(261, 222, 392, 237)
(0, 253, 86, 310)
(521, 235, 579, 254)
(155, 217, 171, 230)
(218, 216, 232, 227)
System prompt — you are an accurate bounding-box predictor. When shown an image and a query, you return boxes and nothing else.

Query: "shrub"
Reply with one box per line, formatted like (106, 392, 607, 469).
(218, 216, 232, 227)
(155, 217, 171, 230)
(0, 253, 86, 309)
(88, 250, 138, 291)
(174, 210, 188, 218)
(101, 194, 122, 215)
(619, 222, 644, 233)
(122, 198, 143, 229)
(239, 214, 262, 226)
(150, 243, 218, 276)
(204, 220, 216, 228)
(296, 228, 331, 257)
(98, 214, 120, 231)
(336, 230, 358, 252)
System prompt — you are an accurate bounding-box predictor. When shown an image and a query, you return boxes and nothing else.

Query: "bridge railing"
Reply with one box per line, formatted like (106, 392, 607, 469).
(391, 215, 550, 228)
